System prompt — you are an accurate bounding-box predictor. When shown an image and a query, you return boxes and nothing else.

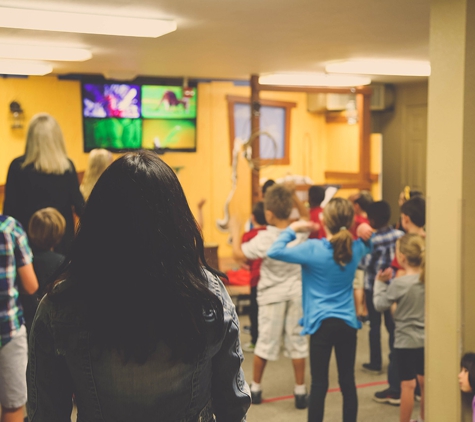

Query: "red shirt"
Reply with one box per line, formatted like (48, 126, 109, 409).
(350, 214, 369, 240)
(309, 206, 326, 239)
(241, 227, 266, 287)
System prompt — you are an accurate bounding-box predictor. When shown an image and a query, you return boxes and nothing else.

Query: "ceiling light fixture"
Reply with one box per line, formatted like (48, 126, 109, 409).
(0, 7, 177, 38)
(0, 59, 53, 75)
(259, 73, 371, 87)
(0, 44, 92, 61)
(326, 60, 431, 77)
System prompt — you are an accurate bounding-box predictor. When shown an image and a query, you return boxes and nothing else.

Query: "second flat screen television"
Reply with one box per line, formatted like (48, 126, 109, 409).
(82, 82, 197, 153)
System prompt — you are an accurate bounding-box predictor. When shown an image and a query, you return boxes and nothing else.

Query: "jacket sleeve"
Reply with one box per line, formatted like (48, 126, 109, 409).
(267, 227, 313, 265)
(27, 297, 74, 422)
(373, 279, 404, 312)
(209, 275, 251, 422)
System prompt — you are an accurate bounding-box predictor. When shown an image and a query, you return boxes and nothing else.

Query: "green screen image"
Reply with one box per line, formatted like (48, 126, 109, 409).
(142, 119, 196, 151)
(141, 86, 197, 119)
(84, 118, 142, 151)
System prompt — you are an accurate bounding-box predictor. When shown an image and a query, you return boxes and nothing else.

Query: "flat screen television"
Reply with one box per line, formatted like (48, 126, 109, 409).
(82, 81, 197, 153)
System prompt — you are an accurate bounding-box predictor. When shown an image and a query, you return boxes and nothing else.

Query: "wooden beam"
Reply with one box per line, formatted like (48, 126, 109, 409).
(357, 92, 372, 181)
(325, 171, 379, 182)
(250, 75, 261, 205)
(257, 83, 372, 96)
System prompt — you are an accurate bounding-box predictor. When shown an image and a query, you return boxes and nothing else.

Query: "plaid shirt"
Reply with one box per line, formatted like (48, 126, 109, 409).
(363, 226, 404, 291)
(0, 215, 33, 348)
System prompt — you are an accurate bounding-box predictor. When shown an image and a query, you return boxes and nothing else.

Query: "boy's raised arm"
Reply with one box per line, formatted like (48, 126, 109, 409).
(230, 217, 247, 263)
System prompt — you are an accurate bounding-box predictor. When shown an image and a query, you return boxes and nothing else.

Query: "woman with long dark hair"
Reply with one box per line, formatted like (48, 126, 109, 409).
(27, 151, 251, 422)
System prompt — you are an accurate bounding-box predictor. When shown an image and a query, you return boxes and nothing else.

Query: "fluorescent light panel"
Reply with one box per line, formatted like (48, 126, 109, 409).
(259, 73, 371, 87)
(0, 59, 52, 75)
(326, 60, 431, 76)
(0, 7, 177, 38)
(0, 44, 91, 61)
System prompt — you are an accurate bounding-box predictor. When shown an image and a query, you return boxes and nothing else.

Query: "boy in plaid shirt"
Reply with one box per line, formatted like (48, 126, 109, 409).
(361, 201, 404, 405)
(0, 215, 38, 422)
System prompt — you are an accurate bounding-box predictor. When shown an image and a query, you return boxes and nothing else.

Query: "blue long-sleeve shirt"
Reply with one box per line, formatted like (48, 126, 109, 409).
(267, 227, 372, 335)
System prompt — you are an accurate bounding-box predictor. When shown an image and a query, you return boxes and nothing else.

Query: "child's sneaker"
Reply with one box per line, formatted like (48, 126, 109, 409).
(362, 362, 383, 374)
(242, 342, 255, 353)
(251, 390, 262, 404)
(373, 388, 401, 405)
(294, 393, 308, 409)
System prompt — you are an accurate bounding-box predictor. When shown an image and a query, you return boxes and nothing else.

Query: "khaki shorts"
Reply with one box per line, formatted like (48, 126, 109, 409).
(353, 269, 364, 290)
(0, 325, 28, 408)
(254, 297, 308, 361)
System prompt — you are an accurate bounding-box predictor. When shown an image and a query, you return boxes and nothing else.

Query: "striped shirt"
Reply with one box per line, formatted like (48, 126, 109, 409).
(0, 215, 33, 348)
(363, 226, 403, 290)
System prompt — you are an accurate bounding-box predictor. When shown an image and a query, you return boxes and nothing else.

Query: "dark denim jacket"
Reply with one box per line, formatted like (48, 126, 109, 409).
(27, 271, 251, 422)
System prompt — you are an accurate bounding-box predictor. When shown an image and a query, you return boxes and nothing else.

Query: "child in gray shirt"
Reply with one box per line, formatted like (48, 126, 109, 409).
(373, 233, 425, 422)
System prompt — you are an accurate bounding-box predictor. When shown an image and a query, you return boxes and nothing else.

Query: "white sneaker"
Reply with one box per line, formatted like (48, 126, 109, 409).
(242, 342, 255, 353)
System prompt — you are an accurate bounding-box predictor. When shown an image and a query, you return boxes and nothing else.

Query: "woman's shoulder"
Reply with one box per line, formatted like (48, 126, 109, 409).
(8, 156, 25, 170)
(202, 269, 234, 315)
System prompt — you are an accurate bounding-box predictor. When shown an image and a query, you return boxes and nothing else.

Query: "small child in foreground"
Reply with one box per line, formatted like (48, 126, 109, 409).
(459, 352, 475, 422)
(374, 233, 426, 422)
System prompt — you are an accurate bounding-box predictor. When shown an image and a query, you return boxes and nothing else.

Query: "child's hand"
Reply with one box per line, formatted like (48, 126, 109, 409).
(376, 268, 393, 283)
(357, 223, 373, 241)
(229, 216, 240, 231)
(289, 220, 316, 233)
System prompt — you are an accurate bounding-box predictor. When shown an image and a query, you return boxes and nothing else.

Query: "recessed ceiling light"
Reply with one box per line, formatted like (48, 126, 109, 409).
(326, 60, 431, 77)
(0, 59, 52, 75)
(0, 44, 91, 61)
(259, 73, 371, 87)
(0, 7, 177, 38)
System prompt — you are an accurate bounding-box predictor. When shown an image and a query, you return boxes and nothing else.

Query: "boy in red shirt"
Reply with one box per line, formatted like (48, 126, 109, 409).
(241, 201, 267, 352)
(308, 185, 326, 239)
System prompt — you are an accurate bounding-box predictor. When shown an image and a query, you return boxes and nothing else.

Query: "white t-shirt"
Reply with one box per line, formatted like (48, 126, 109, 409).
(241, 225, 309, 305)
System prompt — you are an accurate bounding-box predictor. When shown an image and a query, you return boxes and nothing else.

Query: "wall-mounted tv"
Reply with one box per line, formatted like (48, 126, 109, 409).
(82, 80, 197, 153)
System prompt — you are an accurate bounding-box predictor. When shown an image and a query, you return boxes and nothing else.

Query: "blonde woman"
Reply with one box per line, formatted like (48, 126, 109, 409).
(80, 148, 113, 201)
(3, 113, 85, 253)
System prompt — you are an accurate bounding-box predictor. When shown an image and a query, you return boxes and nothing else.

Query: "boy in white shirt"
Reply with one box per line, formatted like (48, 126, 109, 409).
(231, 184, 311, 409)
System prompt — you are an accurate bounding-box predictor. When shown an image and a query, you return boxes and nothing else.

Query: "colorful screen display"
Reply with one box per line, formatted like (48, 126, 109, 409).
(82, 81, 197, 152)
(141, 86, 197, 119)
(83, 83, 141, 118)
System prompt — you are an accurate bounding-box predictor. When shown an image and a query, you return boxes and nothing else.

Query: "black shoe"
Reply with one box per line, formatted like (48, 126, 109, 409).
(251, 390, 262, 404)
(294, 393, 308, 409)
(373, 388, 401, 406)
(362, 362, 383, 374)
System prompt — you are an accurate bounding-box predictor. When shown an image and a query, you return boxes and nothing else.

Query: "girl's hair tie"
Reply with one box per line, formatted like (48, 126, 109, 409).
(340, 226, 347, 231)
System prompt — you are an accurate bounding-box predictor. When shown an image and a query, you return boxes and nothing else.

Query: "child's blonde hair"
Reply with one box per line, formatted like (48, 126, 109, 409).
(80, 149, 113, 201)
(397, 233, 426, 283)
(323, 198, 355, 265)
(28, 207, 66, 251)
(264, 184, 293, 220)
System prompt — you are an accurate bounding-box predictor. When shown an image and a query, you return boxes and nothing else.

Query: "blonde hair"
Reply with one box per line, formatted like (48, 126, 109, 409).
(397, 233, 426, 283)
(80, 149, 113, 201)
(264, 184, 293, 220)
(22, 113, 71, 174)
(28, 207, 66, 251)
(323, 198, 355, 265)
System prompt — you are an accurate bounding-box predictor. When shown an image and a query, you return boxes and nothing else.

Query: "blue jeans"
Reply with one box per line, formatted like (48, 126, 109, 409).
(365, 289, 400, 393)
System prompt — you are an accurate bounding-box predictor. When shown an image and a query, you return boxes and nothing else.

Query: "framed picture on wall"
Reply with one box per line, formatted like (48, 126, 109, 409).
(226, 95, 296, 165)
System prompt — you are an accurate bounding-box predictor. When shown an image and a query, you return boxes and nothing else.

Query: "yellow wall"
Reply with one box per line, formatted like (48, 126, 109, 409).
(0, 77, 380, 258)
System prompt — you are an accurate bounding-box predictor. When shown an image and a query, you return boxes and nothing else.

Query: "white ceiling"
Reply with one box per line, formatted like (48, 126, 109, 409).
(0, 0, 430, 84)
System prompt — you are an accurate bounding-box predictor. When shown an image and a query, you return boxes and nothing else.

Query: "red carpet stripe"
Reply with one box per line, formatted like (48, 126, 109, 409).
(261, 380, 388, 403)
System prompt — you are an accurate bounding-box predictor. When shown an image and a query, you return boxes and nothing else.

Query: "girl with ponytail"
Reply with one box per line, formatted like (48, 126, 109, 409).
(268, 197, 373, 422)
(373, 233, 426, 422)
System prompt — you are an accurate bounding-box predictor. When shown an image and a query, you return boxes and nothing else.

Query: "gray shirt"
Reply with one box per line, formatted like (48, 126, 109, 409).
(373, 273, 425, 349)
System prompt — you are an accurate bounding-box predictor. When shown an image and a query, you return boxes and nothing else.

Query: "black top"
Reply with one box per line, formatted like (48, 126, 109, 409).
(20, 249, 65, 332)
(3, 156, 85, 253)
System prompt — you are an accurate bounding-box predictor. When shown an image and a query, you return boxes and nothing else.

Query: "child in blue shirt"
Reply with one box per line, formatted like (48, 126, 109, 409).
(268, 197, 372, 422)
